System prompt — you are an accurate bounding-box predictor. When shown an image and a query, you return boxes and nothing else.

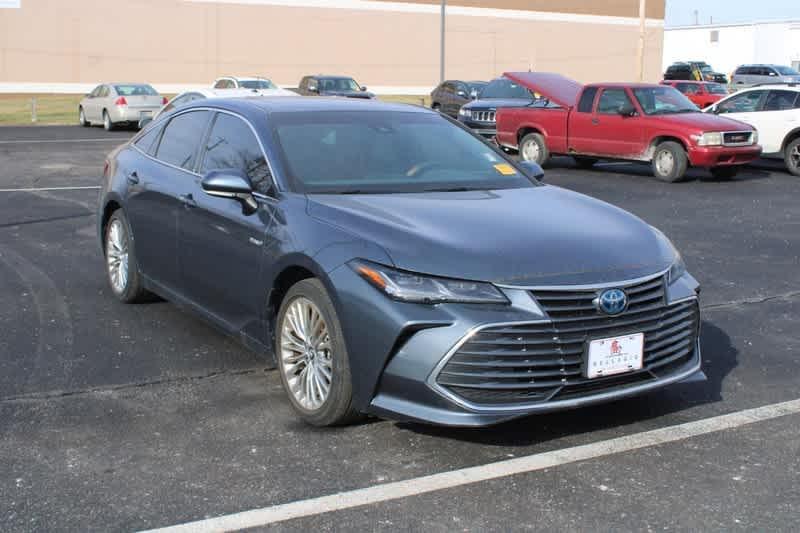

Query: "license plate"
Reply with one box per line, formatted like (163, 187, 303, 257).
(585, 333, 644, 379)
(139, 111, 153, 118)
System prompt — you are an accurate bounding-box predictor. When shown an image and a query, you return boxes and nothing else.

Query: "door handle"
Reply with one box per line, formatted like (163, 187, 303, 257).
(179, 193, 197, 208)
(126, 171, 139, 184)
(591, 118, 600, 125)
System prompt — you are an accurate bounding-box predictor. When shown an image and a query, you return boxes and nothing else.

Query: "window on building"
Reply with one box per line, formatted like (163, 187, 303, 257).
(710, 30, 719, 43)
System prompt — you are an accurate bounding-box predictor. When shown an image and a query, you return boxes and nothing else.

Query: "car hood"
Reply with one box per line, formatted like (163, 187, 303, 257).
(672, 112, 755, 131)
(321, 90, 375, 99)
(307, 186, 676, 286)
(463, 98, 532, 110)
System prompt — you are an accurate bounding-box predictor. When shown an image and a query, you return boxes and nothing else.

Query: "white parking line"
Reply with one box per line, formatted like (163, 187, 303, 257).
(0, 138, 123, 145)
(0, 186, 101, 193)
(144, 398, 800, 533)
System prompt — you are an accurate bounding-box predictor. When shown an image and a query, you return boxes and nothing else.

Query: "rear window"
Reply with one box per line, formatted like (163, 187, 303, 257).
(114, 84, 158, 96)
(239, 79, 278, 90)
(577, 88, 598, 113)
(480, 78, 532, 100)
(707, 84, 728, 95)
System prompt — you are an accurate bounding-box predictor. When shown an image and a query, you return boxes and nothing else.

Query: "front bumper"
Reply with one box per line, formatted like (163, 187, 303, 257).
(330, 263, 704, 427)
(688, 144, 762, 167)
(457, 117, 496, 138)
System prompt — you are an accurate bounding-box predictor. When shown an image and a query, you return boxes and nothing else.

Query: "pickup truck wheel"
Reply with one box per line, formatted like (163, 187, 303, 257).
(573, 156, 598, 169)
(519, 133, 549, 165)
(652, 141, 688, 182)
(709, 166, 739, 180)
(785, 138, 800, 177)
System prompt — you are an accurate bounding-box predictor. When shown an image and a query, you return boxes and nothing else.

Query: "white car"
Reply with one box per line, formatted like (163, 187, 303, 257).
(212, 76, 296, 96)
(706, 84, 800, 176)
(79, 83, 167, 131)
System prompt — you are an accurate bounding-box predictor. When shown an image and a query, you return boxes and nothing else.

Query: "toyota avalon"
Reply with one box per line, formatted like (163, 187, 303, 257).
(98, 97, 703, 427)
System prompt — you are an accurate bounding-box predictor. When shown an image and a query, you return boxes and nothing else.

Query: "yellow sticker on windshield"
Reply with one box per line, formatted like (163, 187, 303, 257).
(494, 163, 518, 176)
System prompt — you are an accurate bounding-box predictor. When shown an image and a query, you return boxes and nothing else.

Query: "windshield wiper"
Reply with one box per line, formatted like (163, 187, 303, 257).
(423, 186, 475, 192)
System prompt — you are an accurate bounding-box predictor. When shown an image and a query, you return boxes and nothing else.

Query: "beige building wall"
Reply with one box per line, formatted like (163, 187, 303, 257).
(0, 0, 664, 91)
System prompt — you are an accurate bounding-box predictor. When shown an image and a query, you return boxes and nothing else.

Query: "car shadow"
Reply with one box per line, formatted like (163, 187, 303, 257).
(541, 156, 774, 182)
(395, 320, 737, 447)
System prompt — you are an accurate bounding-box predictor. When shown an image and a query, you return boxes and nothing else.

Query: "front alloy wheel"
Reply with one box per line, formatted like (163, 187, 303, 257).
(276, 279, 361, 426)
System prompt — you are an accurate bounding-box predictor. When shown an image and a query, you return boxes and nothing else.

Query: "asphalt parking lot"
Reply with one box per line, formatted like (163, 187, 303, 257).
(1, 125, 799, 532)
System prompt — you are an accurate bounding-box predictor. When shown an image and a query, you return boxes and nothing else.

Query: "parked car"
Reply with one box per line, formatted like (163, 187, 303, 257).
(79, 83, 167, 131)
(98, 97, 702, 427)
(212, 76, 296, 96)
(661, 80, 729, 109)
(664, 61, 728, 84)
(495, 72, 761, 182)
(731, 65, 800, 87)
(153, 88, 291, 123)
(705, 85, 800, 175)
(457, 76, 555, 140)
(297, 75, 375, 99)
(430, 80, 487, 118)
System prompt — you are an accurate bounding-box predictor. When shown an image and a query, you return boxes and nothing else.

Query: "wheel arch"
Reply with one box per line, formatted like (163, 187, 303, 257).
(99, 196, 124, 255)
(645, 135, 689, 161)
(781, 127, 800, 152)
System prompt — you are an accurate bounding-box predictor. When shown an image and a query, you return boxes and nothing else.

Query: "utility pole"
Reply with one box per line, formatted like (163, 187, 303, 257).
(440, 0, 446, 83)
(636, 0, 646, 81)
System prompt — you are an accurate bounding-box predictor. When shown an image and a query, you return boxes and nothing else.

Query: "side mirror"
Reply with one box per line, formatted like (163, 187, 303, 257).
(308, 85, 319, 93)
(518, 160, 544, 181)
(456, 90, 467, 98)
(201, 170, 258, 213)
(360, 86, 368, 91)
(470, 90, 479, 100)
(618, 104, 637, 117)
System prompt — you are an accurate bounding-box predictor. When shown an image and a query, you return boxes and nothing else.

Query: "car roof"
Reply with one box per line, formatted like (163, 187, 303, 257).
(745, 84, 800, 90)
(586, 82, 664, 89)
(311, 75, 357, 80)
(180, 96, 429, 116)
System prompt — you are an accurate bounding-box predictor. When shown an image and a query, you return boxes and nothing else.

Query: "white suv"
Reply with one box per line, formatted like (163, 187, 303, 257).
(706, 85, 800, 176)
(212, 76, 296, 96)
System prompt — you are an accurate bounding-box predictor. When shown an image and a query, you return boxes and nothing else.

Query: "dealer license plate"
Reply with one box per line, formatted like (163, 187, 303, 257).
(585, 333, 644, 379)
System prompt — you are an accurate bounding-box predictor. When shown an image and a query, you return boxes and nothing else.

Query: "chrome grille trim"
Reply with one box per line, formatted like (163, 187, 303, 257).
(722, 131, 754, 147)
(472, 110, 496, 123)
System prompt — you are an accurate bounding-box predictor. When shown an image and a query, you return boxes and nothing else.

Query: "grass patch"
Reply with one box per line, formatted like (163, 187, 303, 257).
(0, 93, 431, 126)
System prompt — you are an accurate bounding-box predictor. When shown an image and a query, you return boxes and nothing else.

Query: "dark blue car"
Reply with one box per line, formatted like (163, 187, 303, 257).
(98, 97, 703, 427)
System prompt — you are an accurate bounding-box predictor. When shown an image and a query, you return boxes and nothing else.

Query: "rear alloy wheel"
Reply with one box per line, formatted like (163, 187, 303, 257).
(78, 107, 89, 127)
(709, 166, 739, 180)
(652, 141, 688, 182)
(276, 279, 362, 426)
(519, 132, 549, 166)
(785, 138, 800, 177)
(103, 110, 115, 131)
(573, 156, 598, 169)
(105, 210, 149, 303)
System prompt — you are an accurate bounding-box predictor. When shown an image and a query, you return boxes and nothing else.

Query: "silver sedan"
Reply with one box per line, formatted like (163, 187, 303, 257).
(79, 83, 166, 131)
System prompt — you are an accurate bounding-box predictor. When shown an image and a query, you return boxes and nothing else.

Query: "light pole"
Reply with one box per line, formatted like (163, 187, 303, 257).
(636, 0, 646, 81)
(440, 0, 446, 83)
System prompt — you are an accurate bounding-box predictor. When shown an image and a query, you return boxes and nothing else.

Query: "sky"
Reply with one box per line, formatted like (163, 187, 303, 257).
(665, 0, 799, 27)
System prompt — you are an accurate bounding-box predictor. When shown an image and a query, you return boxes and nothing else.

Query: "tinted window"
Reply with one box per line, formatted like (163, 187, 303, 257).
(717, 90, 765, 113)
(200, 113, 272, 194)
(239, 79, 277, 90)
(676, 83, 698, 94)
(597, 89, 633, 114)
(114, 84, 158, 96)
(155, 111, 210, 170)
(577, 87, 598, 113)
(272, 111, 535, 194)
(480, 78, 532, 99)
(161, 93, 198, 115)
(764, 90, 799, 111)
(213, 80, 226, 89)
(98, 86, 110, 98)
(707, 83, 728, 95)
(134, 125, 163, 155)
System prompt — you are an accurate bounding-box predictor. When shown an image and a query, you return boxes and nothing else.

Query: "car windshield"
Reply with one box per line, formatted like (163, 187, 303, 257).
(775, 66, 800, 76)
(271, 111, 536, 194)
(240, 79, 278, 90)
(479, 79, 532, 100)
(467, 82, 487, 93)
(633, 87, 699, 115)
(114, 84, 158, 96)
(707, 83, 728, 95)
(699, 65, 713, 73)
(319, 78, 361, 92)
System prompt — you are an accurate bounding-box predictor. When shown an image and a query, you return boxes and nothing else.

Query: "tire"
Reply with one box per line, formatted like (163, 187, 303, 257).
(519, 132, 549, 166)
(784, 137, 800, 177)
(573, 156, 598, 169)
(104, 210, 150, 303)
(103, 110, 115, 131)
(651, 141, 688, 182)
(78, 107, 89, 127)
(709, 166, 739, 180)
(431, 102, 441, 112)
(275, 279, 362, 426)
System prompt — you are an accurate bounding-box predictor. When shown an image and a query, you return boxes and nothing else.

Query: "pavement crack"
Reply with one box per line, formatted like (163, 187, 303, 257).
(0, 367, 268, 404)
(701, 290, 800, 311)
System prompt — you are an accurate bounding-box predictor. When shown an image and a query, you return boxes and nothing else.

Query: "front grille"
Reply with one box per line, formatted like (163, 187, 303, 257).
(472, 110, 496, 123)
(436, 275, 699, 407)
(723, 131, 753, 146)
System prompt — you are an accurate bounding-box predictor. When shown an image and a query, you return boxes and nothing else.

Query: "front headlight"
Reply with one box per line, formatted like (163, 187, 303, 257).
(693, 132, 723, 146)
(752, 130, 759, 144)
(351, 260, 508, 304)
(667, 253, 686, 285)
(458, 107, 471, 118)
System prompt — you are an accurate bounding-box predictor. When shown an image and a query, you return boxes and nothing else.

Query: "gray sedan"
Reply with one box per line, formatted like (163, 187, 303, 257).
(79, 83, 166, 131)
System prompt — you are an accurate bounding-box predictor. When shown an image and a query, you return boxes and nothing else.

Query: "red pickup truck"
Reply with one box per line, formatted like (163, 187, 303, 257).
(495, 72, 762, 182)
